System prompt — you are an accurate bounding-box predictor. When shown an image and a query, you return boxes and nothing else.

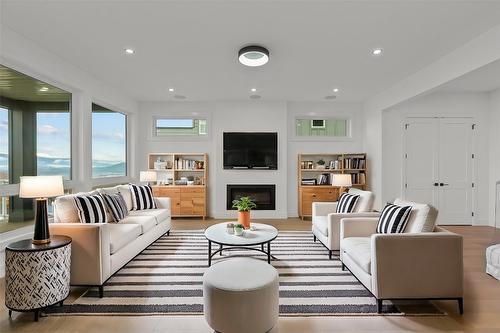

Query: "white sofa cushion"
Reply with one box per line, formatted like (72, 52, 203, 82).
(129, 209, 170, 224)
(54, 190, 103, 223)
(394, 198, 437, 233)
(341, 237, 371, 274)
(119, 215, 157, 234)
(312, 216, 329, 236)
(109, 223, 142, 254)
(348, 188, 374, 213)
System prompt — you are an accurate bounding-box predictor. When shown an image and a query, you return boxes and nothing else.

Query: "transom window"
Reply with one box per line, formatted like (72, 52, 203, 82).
(154, 118, 207, 136)
(295, 118, 349, 137)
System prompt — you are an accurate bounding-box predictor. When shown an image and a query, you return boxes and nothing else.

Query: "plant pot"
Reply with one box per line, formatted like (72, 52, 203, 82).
(238, 211, 251, 229)
(234, 227, 244, 236)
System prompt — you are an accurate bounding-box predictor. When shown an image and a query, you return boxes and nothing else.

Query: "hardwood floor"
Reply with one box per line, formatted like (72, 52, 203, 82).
(1, 218, 500, 332)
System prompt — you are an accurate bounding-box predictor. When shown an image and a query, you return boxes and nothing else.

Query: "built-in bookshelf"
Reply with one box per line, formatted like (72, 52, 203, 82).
(147, 153, 208, 218)
(297, 153, 367, 218)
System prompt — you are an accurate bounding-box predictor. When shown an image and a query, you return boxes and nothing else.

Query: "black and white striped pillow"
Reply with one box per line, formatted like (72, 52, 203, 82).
(129, 184, 157, 210)
(102, 193, 129, 222)
(335, 193, 360, 213)
(74, 194, 108, 224)
(376, 203, 413, 234)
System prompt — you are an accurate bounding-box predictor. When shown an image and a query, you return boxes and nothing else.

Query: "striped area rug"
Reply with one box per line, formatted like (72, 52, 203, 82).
(47, 230, 442, 316)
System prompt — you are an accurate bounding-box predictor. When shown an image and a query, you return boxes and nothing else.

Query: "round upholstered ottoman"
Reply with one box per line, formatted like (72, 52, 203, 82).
(203, 258, 279, 333)
(486, 244, 500, 280)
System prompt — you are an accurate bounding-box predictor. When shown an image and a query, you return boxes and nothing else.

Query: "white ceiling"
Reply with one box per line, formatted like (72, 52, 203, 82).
(2, 1, 500, 102)
(437, 59, 500, 93)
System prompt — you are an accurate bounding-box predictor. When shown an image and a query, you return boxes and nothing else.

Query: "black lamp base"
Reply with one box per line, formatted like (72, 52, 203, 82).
(32, 198, 50, 245)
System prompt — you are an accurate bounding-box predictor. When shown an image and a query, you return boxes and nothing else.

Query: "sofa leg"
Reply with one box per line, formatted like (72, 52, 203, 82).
(313, 235, 316, 242)
(329, 250, 333, 260)
(167, 230, 170, 236)
(341, 262, 346, 271)
(457, 297, 464, 315)
(98, 285, 104, 298)
(376, 299, 383, 313)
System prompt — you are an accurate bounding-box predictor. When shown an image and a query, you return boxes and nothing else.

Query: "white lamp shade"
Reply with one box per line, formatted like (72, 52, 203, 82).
(19, 176, 64, 198)
(331, 174, 352, 187)
(140, 171, 157, 182)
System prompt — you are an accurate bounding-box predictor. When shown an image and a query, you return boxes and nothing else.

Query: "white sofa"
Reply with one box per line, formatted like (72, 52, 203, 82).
(339, 199, 464, 314)
(49, 185, 171, 297)
(312, 188, 379, 258)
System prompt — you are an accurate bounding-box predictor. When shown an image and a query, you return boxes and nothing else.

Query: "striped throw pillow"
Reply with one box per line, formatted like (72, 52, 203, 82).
(376, 203, 413, 234)
(102, 193, 129, 222)
(129, 184, 157, 210)
(335, 193, 360, 213)
(74, 194, 108, 224)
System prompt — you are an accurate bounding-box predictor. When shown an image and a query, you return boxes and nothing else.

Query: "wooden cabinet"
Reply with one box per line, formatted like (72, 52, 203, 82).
(153, 186, 206, 218)
(298, 153, 368, 219)
(299, 186, 340, 217)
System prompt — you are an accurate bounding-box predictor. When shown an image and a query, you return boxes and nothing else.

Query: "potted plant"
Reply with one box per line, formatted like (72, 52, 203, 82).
(232, 196, 257, 229)
(234, 224, 245, 236)
(317, 159, 326, 169)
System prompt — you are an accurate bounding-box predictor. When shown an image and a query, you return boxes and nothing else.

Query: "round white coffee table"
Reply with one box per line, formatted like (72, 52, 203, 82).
(204, 222, 278, 266)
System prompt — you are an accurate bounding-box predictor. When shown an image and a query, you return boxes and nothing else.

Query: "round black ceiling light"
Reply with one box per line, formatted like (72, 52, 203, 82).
(238, 45, 269, 67)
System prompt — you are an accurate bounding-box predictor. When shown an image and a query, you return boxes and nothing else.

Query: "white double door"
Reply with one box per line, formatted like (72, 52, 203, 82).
(404, 117, 474, 225)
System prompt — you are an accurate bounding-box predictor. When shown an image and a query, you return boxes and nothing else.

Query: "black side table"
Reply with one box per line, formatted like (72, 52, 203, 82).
(5, 235, 71, 321)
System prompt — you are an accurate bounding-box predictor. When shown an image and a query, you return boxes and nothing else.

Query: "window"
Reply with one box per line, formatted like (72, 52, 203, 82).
(295, 118, 349, 137)
(92, 103, 127, 178)
(0, 64, 72, 233)
(154, 118, 207, 136)
(36, 112, 71, 180)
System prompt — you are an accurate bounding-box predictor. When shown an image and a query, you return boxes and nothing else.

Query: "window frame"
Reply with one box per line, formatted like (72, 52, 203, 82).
(150, 114, 211, 142)
(290, 115, 354, 142)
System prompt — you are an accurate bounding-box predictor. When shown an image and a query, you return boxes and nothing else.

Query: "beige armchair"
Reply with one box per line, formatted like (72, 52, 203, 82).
(339, 200, 464, 314)
(312, 188, 378, 258)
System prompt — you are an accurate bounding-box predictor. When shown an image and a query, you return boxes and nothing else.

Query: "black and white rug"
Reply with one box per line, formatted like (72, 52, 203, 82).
(47, 230, 443, 316)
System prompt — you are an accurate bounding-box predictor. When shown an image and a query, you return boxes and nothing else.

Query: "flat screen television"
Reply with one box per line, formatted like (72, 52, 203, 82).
(223, 132, 278, 169)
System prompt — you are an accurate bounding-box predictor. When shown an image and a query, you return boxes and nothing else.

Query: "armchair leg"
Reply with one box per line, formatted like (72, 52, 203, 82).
(376, 299, 383, 313)
(98, 285, 104, 298)
(167, 230, 170, 236)
(329, 250, 333, 260)
(341, 262, 346, 271)
(457, 298, 464, 315)
(313, 235, 316, 242)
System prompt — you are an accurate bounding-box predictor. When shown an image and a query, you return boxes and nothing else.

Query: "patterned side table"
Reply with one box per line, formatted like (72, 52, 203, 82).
(5, 235, 71, 321)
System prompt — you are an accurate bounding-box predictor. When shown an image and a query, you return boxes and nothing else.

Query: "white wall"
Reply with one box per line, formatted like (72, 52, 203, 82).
(137, 100, 365, 218)
(382, 92, 491, 225)
(488, 88, 500, 228)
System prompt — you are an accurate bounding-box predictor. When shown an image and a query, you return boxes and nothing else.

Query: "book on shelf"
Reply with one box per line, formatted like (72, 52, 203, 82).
(301, 178, 317, 185)
(349, 172, 366, 185)
(343, 157, 366, 169)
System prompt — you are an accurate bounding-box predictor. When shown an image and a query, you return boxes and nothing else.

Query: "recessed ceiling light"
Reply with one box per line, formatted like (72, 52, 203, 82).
(124, 48, 135, 55)
(251, 88, 257, 92)
(168, 88, 174, 92)
(238, 45, 269, 67)
(371, 48, 383, 56)
(39, 87, 49, 92)
(333, 88, 340, 93)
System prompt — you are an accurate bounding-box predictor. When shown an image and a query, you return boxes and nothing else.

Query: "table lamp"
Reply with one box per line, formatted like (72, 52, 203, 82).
(140, 171, 157, 186)
(331, 174, 352, 193)
(19, 175, 64, 245)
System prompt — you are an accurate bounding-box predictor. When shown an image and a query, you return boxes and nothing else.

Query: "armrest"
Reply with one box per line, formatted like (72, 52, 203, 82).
(371, 231, 463, 299)
(312, 202, 338, 216)
(340, 217, 379, 239)
(327, 212, 380, 250)
(155, 197, 171, 210)
(49, 223, 110, 286)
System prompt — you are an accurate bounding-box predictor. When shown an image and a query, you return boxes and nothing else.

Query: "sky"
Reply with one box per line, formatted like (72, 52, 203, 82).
(0, 107, 126, 162)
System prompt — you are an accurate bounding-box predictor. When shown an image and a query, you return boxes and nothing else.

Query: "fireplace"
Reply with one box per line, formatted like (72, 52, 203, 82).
(227, 184, 276, 210)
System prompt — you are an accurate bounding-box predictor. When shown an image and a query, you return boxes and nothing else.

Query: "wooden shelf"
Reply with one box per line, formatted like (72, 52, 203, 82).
(298, 152, 367, 219)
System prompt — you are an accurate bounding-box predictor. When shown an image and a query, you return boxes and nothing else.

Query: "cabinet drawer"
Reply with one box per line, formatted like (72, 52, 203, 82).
(154, 187, 181, 197)
(181, 187, 205, 193)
